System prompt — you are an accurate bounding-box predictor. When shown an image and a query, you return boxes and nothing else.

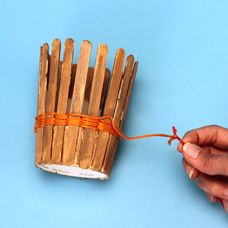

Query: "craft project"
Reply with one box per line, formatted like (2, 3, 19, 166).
(34, 38, 184, 180)
(34, 38, 139, 179)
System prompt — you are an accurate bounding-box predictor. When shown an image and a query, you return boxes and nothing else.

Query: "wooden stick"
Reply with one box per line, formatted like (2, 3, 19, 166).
(36, 43, 49, 165)
(81, 67, 93, 114)
(90, 68, 110, 163)
(79, 44, 108, 169)
(73, 67, 93, 165)
(99, 68, 110, 115)
(67, 63, 77, 111)
(62, 40, 91, 165)
(102, 55, 134, 173)
(120, 62, 138, 128)
(91, 48, 125, 170)
(42, 39, 61, 163)
(107, 61, 138, 174)
(74, 67, 110, 165)
(51, 38, 74, 163)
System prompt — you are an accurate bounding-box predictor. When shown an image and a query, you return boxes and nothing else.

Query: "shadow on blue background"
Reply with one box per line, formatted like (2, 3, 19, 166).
(0, 0, 228, 227)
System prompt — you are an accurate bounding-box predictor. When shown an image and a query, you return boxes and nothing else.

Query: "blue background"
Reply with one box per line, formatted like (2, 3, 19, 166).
(0, 0, 228, 227)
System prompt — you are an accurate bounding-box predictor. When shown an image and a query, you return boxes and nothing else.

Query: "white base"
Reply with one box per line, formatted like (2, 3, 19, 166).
(37, 163, 108, 180)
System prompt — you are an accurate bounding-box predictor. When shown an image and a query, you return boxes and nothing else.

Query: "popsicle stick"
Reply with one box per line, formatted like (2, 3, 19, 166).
(42, 39, 61, 163)
(91, 49, 125, 170)
(82, 67, 94, 114)
(120, 62, 138, 128)
(102, 55, 134, 173)
(99, 68, 110, 114)
(68, 64, 77, 101)
(79, 44, 108, 169)
(89, 68, 111, 163)
(73, 67, 93, 165)
(107, 61, 138, 174)
(62, 40, 91, 165)
(54, 60, 62, 110)
(51, 38, 74, 163)
(36, 43, 49, 164)
(74, 67, 109, 165)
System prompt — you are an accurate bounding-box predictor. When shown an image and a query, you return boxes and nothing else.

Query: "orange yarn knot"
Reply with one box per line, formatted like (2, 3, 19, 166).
(167, 126, 185, 145)
(34, 112, 184, 146)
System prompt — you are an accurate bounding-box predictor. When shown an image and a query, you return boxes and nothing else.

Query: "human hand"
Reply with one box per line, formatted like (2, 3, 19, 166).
(177, 125, 228, 214)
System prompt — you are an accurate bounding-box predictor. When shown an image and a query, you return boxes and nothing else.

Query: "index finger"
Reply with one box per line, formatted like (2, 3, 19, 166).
(177, 125, 228, 153)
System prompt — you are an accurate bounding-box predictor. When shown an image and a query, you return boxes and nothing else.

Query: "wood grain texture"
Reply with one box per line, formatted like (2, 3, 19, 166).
(91, 48, 125, 170)
(101, 55, 135, 173)
(81, 67, 93, 114)
(51, 38, 74, 163)
(73, 68, 110, 165)
(99, 69, 110, 115)
(67, 63, 77, 110)
(89, 68, 110, 165)
(107, 61, 138, 174)
(120, 62, 138, 128)
(73, 67, 93, 165)
(42, 39, 61, 163)
(36, 44, 49, 165)
(79, 44, 108, 169)
(62, 40, 91, 165)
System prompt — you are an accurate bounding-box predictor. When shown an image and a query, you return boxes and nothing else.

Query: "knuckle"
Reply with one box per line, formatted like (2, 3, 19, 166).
(182, 130, 196, 143)
(220, 156, 228, 176)
(200, 154, 228, 176)
(199, 154, 216, 175)
(209, 124, 219, 129)
(210, 183, 222, 195)
(184, 129, 195, 138)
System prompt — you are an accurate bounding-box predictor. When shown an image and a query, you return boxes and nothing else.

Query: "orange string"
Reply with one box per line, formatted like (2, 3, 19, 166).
(34, 112, 185, 145)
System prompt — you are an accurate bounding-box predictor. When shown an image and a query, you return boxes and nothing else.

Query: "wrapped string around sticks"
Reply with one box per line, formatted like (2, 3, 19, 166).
(35, 112, 185, 145)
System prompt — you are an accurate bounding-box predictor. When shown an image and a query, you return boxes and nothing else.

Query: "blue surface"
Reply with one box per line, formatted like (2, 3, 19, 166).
(1, 0, 228, 227)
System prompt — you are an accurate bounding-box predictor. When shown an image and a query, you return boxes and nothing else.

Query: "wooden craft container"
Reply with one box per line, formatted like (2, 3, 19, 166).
(35, 38, 138, 180)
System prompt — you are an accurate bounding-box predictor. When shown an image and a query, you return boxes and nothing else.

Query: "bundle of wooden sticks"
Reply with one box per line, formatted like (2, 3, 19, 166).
(35, 38, 138, 179)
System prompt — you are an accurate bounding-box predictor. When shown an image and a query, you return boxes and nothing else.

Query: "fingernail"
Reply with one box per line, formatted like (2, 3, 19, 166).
(209, 195, 213, 201)
(210, 196, 216, 202)
(182, 160, 196, 180)
(183, 143, 200, 159)
(188, 168, 194, 179)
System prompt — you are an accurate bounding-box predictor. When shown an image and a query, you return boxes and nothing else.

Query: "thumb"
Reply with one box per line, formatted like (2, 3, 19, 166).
(183, 143, 228, 176)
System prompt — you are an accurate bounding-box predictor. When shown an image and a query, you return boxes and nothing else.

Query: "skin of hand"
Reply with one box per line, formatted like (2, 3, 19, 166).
(177, 125, 228, 214)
